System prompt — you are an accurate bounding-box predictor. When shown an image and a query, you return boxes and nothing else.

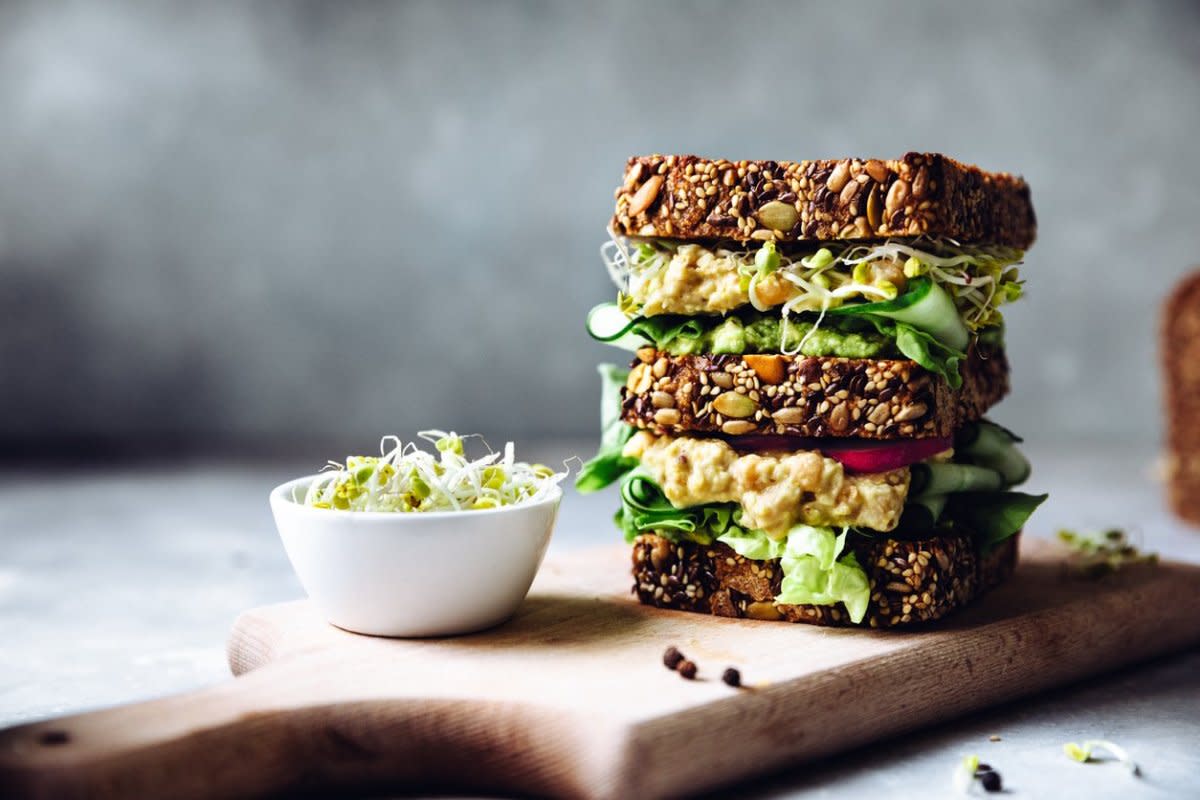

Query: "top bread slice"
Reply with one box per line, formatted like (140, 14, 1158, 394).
(612, 153, 1036, 249)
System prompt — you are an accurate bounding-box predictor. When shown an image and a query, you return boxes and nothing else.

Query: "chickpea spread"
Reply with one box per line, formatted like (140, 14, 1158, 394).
(623, 431, 910, 537)
(628, 244, 798, 316)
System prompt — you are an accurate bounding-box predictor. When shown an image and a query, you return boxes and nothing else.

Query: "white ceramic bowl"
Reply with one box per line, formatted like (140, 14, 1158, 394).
(269, 476, 561, 637)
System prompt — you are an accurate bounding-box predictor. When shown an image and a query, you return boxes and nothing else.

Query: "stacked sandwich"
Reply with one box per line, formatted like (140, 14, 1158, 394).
(578, 153, 1046, 628)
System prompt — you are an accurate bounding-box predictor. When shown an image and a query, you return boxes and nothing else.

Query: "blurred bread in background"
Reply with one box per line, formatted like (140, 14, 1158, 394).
(1165, 271, 1200, 525)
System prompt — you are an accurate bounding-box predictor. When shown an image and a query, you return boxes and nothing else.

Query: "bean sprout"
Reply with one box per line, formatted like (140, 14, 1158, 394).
(601, 232, 1024, 332)
(298, 431, 566, 512)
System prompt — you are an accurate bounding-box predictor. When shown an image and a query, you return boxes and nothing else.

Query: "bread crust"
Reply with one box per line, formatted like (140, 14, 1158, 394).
(631, 531, 1019, 628)
(612, 153, 1036, 249)
(1163, 271, 1200, 524)
(623, 344, 1008, 441)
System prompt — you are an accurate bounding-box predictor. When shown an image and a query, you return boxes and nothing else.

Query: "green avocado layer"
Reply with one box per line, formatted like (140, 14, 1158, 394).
(694, 314, 893, 358)
(647, 311, 897, 358)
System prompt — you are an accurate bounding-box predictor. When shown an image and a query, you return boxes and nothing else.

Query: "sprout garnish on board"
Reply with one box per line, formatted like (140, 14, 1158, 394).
(300, 431, 566, 512)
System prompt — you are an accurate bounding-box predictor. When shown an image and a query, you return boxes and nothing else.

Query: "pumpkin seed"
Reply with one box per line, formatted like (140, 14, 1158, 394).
(755, 200, 798, 233)
(712, 392, 757, 418)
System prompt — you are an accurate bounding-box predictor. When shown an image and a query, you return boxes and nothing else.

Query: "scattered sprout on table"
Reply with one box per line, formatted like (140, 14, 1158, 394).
(1057, 528, 1157, 578)
(1063, 739, 1140, 776)
(954, 754, 1003, 794)
(299, 431, 567, 512)
(953, 754, 981, 794)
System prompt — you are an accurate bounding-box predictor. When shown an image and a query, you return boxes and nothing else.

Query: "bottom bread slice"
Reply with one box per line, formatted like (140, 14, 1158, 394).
(631, 531, 1019, 628)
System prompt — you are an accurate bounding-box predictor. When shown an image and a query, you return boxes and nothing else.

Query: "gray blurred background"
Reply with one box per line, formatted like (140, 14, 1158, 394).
(2, 0, 1196, 457)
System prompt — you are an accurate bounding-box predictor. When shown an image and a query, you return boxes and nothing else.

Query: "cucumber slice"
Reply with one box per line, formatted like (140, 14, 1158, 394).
(909, 462, 1005, 496)
(585, 303, 642, 350)
(959, 421, 1032, 486)
(898, 493, 949, 532)
(829, 277, 969, 352)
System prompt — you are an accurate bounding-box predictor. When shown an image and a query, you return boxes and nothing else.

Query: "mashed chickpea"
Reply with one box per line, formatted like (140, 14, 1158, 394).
(623, 431, 910, 537)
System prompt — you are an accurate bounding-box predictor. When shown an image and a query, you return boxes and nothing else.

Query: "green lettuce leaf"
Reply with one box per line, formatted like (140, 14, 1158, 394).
(945, 491, 1049, 553)
(616, 469, 742, 545)
(575, 364, 638, 493)
(717, 526, 788, 561)
(628, 316, 707, 353)
(776, 525, 871, 624)
(575, 442, 636, 494)
(840, 315, 964, 389)
(891, 322, 967, 389)
(718, 523, 871, 624)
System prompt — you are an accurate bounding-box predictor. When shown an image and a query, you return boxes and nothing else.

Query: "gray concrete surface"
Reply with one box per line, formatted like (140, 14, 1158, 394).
(3, 1, 1199, 447)
(1, 439, 1198, 798)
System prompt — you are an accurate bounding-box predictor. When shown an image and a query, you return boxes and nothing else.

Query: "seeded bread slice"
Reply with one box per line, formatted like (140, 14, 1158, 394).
(612, 153, 1035, 249)
(1164, 271, 1200, 525)
(622, 344, 1008, 441)
(631, 531, 1019, 628)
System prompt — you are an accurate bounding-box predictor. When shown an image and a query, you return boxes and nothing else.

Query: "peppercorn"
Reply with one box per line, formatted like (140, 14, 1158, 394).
(662, 646, 684, 671)
(980, 770, 1002, 792)
(721, 667, 741, 687)
(678, 660, 698, 680)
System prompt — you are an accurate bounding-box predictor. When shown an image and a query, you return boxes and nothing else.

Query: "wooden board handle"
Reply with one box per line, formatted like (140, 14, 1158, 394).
(0, 655, 604, 799)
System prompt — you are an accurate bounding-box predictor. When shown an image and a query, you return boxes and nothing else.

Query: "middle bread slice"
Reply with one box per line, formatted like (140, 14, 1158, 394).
(622, 344, 1007, 441)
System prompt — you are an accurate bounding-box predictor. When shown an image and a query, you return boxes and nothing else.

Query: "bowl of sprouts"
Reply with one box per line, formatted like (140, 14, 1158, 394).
(270, 431, 566, 637)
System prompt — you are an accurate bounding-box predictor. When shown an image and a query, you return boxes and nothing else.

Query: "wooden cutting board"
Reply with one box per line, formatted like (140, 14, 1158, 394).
(2, 539, 1199, 800)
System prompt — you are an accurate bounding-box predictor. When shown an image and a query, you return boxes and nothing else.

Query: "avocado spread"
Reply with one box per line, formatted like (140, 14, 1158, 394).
(668, 313, 896, 358)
